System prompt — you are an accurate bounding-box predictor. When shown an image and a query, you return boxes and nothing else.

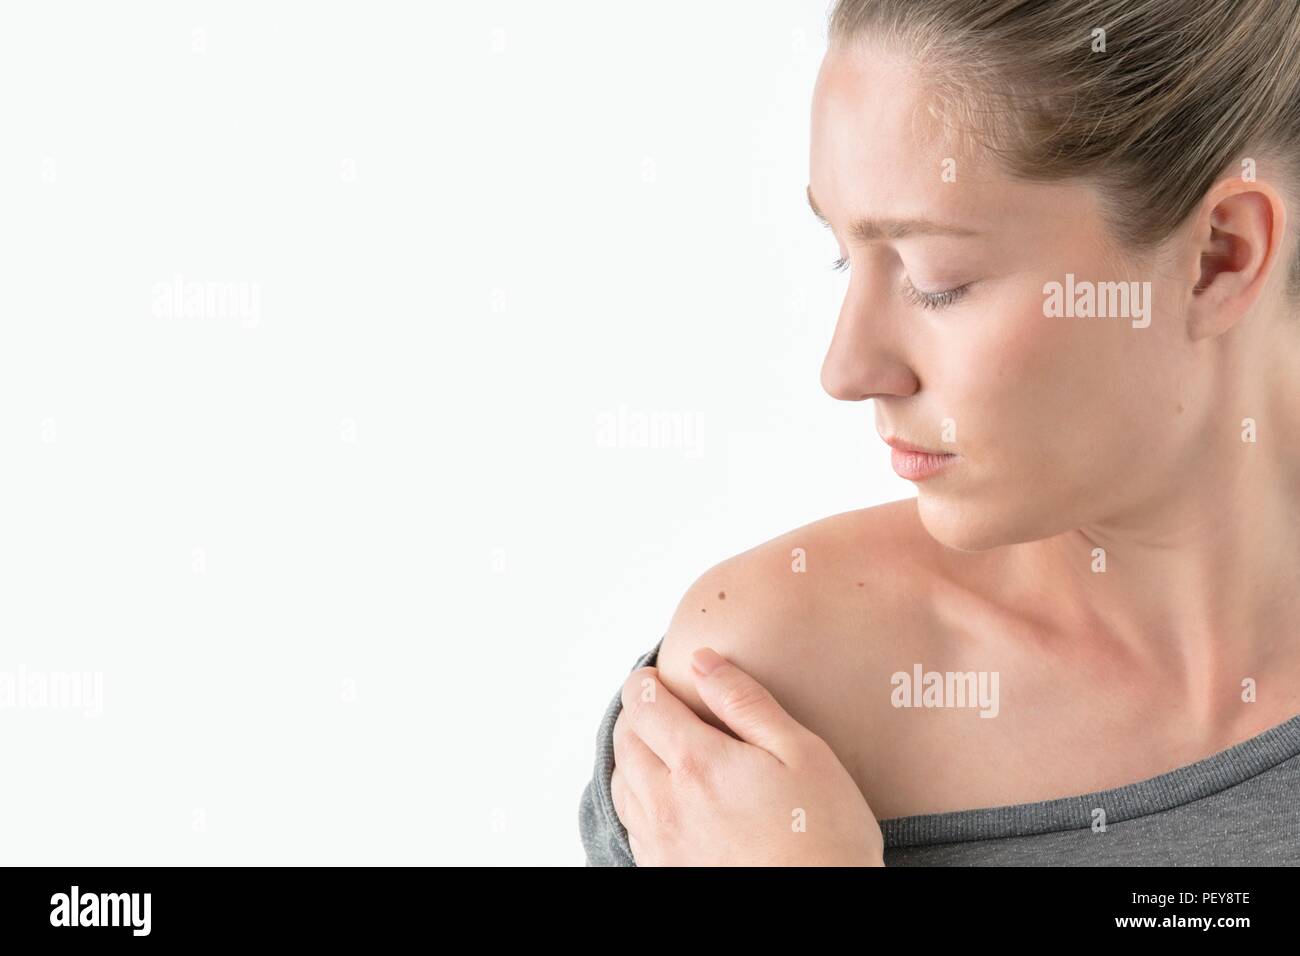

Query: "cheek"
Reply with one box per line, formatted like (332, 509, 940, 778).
(922, 276, 1184, 482)
(931, 290, 1079, 444)
(968, 295, 1183, 472)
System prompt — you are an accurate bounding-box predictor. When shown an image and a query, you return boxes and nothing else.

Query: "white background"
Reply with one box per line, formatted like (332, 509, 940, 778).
(0, 1, 913, 864)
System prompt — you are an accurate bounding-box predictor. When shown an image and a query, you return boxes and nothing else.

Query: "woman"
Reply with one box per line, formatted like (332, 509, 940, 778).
(580, 0, 1300, 865)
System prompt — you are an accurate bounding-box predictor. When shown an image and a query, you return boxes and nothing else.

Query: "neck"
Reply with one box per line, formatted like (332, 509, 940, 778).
(1020, 324, 1300, 731)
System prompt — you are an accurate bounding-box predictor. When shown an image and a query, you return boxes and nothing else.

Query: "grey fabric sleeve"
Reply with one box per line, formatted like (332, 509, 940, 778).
(578, 638, 665, 866)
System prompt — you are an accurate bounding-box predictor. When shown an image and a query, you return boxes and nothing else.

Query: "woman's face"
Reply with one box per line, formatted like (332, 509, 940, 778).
(810, 42, 1204, 552)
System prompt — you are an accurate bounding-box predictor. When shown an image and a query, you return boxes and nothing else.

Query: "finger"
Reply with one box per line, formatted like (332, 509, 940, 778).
(609, 763, 648, 838)
(613, 708, 674, 850)
(613, 706, 670, 783)
(620, 665, 728, 773)
(688, 646, 808, 763)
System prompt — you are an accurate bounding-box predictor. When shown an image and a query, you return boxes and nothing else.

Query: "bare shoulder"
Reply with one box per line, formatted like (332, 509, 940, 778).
(651, 497, 948, 766)
(650, 499, 1169, 821)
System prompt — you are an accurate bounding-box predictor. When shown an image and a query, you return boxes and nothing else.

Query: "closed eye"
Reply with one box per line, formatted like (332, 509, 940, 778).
(902, 279, 970, 311)
(829, 256, 970, 311)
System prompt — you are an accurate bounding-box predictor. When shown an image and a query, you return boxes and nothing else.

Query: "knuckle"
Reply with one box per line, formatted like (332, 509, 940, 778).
(644, 793, 679, 832)
(669, 745, 724, 804)
(718, 679, 769, 716)
(671, 748, 709, 786)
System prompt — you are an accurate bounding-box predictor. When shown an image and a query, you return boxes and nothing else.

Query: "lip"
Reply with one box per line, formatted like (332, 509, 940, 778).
(881, 435, 959, 482)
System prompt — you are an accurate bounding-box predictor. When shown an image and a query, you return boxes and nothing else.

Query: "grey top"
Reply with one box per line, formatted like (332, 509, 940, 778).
(579, 637, 1300, 865)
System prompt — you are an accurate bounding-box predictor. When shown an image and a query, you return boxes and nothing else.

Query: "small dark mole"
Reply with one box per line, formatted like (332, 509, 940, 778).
(701, 608, 706, 613)
(856, 581, 864, 587)
(718, 591, 726, 600)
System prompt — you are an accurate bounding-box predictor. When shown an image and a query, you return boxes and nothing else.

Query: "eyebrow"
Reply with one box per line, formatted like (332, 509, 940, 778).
(806, 185, 980, 242)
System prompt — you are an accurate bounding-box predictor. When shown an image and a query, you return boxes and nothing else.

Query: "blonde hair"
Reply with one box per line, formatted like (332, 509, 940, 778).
(828, 0, 1300, 297)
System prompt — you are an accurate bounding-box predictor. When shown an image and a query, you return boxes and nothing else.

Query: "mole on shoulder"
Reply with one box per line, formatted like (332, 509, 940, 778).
(701, 607, 706, 612)
(718, 591, 726, 600)
(856, 581, 864, 587)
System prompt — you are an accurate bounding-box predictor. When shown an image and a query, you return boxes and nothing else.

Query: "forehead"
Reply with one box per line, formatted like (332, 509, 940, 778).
(809, 43, 997, 225)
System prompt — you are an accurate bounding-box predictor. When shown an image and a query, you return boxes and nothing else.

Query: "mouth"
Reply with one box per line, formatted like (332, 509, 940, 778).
(881, 435, 960, 482)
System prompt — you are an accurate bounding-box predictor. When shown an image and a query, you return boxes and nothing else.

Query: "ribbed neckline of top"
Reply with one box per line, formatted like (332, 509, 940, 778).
(880, 709, 1300, 848)
(629, 635, 1300, 850)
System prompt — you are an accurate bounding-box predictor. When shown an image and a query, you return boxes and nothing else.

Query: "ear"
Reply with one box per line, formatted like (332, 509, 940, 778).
(1185, 176, 1288, 340)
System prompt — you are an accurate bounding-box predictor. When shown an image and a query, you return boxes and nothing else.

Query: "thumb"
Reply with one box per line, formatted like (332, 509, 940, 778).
(689, 646, 803, 761)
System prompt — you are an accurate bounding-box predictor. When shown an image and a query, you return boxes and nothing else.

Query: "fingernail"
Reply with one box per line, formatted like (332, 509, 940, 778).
(691, 646, 726, 676)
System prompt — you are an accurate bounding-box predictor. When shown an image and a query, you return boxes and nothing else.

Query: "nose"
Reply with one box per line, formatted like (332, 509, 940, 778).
(819, 286, 919, 401)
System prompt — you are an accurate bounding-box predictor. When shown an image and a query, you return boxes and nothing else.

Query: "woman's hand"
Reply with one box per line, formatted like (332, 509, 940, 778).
(610, 645, 885, 866)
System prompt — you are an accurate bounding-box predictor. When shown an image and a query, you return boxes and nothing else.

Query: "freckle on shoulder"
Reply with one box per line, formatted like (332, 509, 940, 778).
(651, 499, 928, 732)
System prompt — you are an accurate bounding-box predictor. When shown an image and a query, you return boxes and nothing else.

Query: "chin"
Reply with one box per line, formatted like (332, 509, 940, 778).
(914, 490, 1048, 553)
